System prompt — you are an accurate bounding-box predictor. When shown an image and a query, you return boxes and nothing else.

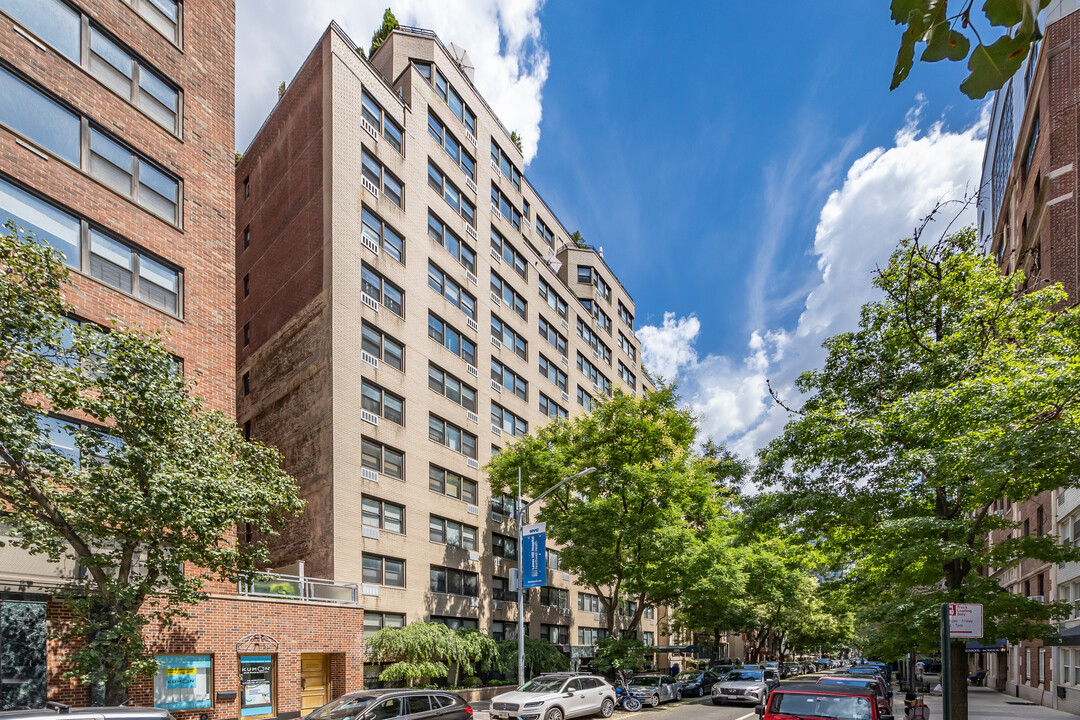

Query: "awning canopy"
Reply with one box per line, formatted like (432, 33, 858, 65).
(965, 639, 1007, 653)
(1058, 626, 1080, 647)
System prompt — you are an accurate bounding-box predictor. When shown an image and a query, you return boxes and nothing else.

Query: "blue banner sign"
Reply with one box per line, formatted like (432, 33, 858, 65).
(153, 655, 212, 711)
(522, 522, 547, 588)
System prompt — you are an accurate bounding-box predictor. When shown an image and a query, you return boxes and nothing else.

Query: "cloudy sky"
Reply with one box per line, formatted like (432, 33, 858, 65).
(236, 1, 990, 460)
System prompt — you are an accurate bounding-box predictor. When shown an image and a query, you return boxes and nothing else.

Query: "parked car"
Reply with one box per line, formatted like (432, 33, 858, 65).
(676, 670, 720, 697)
(711, 668, 780, 706)
(847, 665, 887, 683)
(754, 682, 890, 720)
(490, 674, 616, 720)
(742, 664, 764, 670)
(861, 662, 893, 683)
(783, 663, 802, 678)
(625, 674, 682, 707)
(305, 690, 473, 720)
(0, 710, 174, 720)
(817, 676, 893, 716)
(708, 663, 735, 678)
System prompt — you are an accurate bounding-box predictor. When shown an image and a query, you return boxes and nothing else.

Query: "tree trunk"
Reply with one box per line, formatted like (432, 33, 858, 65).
(104, 675, 127, 706)
(950, 638, 968, 720)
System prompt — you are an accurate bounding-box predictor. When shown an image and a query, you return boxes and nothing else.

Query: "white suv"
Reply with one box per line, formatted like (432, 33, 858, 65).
(490, 674, 616, 720)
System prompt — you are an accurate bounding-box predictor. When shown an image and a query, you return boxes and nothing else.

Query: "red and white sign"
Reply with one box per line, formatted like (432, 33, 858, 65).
(948, 603, 984, 638)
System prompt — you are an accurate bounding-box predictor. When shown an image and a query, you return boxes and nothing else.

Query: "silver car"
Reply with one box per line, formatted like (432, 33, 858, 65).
(710, 668, 779, 706)
(490, 674, 616, 720)
(626, 674, 682, 707)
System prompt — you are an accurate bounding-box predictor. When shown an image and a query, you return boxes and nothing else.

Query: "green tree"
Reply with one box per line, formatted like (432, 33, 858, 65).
(510, 131, 523, 152)
(889, 0, 1050, 99)
(0, 222, 303, 704)
(590, 636, 651, 674)
(367, 622, 498, 685)
(497, 636, 569, 679)
(487, 383, 719, 633)
(569, 231, 587, 248)
(369, 8, 399, 57)
(755, 226, 1080, 719)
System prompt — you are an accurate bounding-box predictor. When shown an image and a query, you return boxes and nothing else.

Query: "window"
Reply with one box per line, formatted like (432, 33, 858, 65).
(492, 621, 528, 642)
(429, 465, 477, 503)
(1, 176, 80, 266)
(577, 319, 612, 365)
(539, 355, 568, 392)
(362, 206, 404, 262)
(362, 497, 404, 533)
(493, 533, 517, 559)
(429, 516, 478, 550)
(491, 402, 527, 437)
(364, 612, 405, 640)
(536, 218, 555, 248)
(491, 358, 527, 400)
(153, 654, 212, 711)
(546, 548, 560, 571)
(431, 616, 478, 631)
(428, 262, 477, 319)
(540, 393, 568, 420)
(618, 361, 636, 389)
(433, 69, 476, 135)
(577, 353, 612, 396)
(121, 0, 181, 45)
(577, 266, 593, 286)
(643, 606, 655, 619)
(0, 0, 80, 60)
(491, 185, 521, 230)
(238, 655, 275, 719)
(88, 125, 180, 223)
(577, 386, 592, 411)
(578, 628, 608, 645)
(430, 566, 479, 597)
(491, 139, 522, 190)
(361, 438, 404, 480)
(0, 65, 77, 166)
(539, 317, 568, 356)
(643, 632, 654, 646)
(540, 587, 568, 609)
(361, 91, 404, 153)
(243, 323, 250, 346)
(243, 176, 249, 199)
(492, 494, 516, 517)
(429, 160, 475, 226)
(243, 273, 250, 298)
(428, 364, 477, 412)
(413, 60, 432, 82)
(990, 90, 1013, 226)
(618, 301, 634, 328)
(428, 415, 478, 459)
(491, 314, 527, 360)
(428, 111, 475, 180)
(492, 576, 516, 603)
(582, 301, 613, 335)
(428, 313, 477, 365)
(539, 278, 568, 319)
(243, 226, 250, 249)
(619, 332, 637, 362)
(491, 271, 527, 319)
(361, 263, 404, 317)
(362, 148, 404, 208)
(427, 211, 476, 273)
(361, 380, 404, 425)
(363, 554, 405, 587)
(490, 228, 527, 279)
(361, 322, 404, 371)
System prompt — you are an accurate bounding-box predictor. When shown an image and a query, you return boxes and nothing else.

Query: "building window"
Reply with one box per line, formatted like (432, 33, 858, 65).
(0, 598, 47, 710)
(429, 516, 477, 550)
(364, 612, 405, 640)
(121, 0, 181, 45)
(429, 566, 479, 597)
(428, 414, 478, 459)
(618, 301, 634, 328)
(492, 494, 515, 518)
(243, 323, 250, 346)
(493, 533, 517, 560)
(1023, 114, 1040, 177)
(361, 497, 404, 534)
(576, 386, 592, 411)
(643, 632, 654, 646)
(242, 372, 250, 396)
(618, 361, 636, 389)
(243, 226, 250, 249)
(433, 68, 476, 135)
(243, 176, 250, 199)
(490, 184, 521, 230)
(582, 300, 613, 335)
(362, 148, 403, 208)
(539, 317, 568, 356)
(578, 353, 612, 396)
(243, 273, 250, 298)
(0, 63, 74, 158)
(413, 60, 432, 81)
(491, 271, 527, 319)
(428, 313, 477, 365)
(491, 139, 522, 190)
(540, 393, 568, 420)
(493, 621, 527, 642)
(490, 228, 527, 279)
(491, 314, 527, 360)
(427, 111, 475, 180)
(87, 125, 180, 224)
(540, 624, 569, 645)
(619, 332, 637, 362)
(577, 318, 612, 365)
(361, 91, 404, 153)
(431, 616, 478, 631)
(152, 654, 213, 711)
(536, 217, 555, 248)
(362, 206, 404, 262)
(491, 401, 527, 438)
(428, 160, 475, 227)
(361, 322, 404, 371)
(546, 549, 560, 571)
(361, 263, 404, 317)
(428, 363, 478, 412)
(363, 554, 405, 587)
(491, 359, 527, 400)
(540, 587, 569, 609)
(360, 438, 404, 481)
(578, 628, 608, 645)
(990, 90, 1013, 227)
(361, 380, 404, 425)
(428, 261, 477, 319)
(428, 210, 476, 273)
(539, 278, 568, 319)
(492, 576, 516, 603)
(428, 465, 477, 503)
(238, 655, 275, 719)
(539, 355, 568, 393)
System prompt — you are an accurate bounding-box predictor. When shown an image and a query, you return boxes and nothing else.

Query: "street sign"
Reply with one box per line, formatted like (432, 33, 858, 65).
(948, 603, 984, 638)
(521, 522, 547, 588)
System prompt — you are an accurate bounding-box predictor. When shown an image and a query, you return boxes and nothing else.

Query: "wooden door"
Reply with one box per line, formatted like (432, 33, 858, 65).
(300, 654, 330, 714)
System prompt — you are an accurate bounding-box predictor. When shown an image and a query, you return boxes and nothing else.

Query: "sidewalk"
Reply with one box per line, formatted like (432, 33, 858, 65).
(920, 686, 1077, 718)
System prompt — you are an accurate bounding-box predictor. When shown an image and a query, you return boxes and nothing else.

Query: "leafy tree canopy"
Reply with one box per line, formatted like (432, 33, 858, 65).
(367, 622, 498, 685)
(591, 636, 652, 674)
(497, 636, 569, 679)
(369, 8, 399, 57)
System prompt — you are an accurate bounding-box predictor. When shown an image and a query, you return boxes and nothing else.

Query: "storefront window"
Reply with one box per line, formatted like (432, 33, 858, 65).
(154, 655, 213, 711)
(1, 600, 47, 710)
(239, 655, 275, 717)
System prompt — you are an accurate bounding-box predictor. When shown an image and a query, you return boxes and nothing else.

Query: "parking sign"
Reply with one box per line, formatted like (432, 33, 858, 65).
(948, 603, 984, 638)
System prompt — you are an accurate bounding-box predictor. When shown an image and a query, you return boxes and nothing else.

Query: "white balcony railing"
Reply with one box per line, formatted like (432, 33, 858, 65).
(238, 571, 359, 604)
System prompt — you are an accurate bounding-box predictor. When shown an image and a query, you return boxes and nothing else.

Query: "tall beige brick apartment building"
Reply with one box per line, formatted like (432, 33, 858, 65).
(236, 23, 675, 677)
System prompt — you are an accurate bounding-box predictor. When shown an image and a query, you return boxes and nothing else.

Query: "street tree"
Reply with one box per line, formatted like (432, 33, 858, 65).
(486, 383, 720, 634)
(0, 223, 303, 704)
(367, 622, 498, 685)
(497, 636, 569, 678)
(755, 225, 1080, 719)
(889, 0, 1050, 99)
(590, 636, 652, 674)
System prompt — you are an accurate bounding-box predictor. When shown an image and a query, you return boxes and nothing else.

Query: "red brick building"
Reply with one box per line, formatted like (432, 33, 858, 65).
(0, 0, 364, 715)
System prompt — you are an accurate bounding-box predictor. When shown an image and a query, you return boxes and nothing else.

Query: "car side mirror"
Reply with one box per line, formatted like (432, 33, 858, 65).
(754, 705, 765, 717)
(564, 692, 574, 698)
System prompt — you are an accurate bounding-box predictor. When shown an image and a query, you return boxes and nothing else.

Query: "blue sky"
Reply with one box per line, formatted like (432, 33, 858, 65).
(237, 0, 990, 455)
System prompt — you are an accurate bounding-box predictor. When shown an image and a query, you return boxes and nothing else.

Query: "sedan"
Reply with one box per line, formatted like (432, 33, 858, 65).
(817, 676, 893, 716)
(305, 690, 472, 720)
(711, 668, 780, 706)
(676, 670, 720, 697)
(626, 675, 681, 707)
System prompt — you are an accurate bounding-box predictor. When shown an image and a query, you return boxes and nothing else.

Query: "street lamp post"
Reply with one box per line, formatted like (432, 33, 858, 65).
(516, 466, 596, 686)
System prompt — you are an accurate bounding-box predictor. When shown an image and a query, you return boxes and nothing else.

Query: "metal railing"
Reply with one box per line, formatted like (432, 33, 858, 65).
(238, 571, 359, 604)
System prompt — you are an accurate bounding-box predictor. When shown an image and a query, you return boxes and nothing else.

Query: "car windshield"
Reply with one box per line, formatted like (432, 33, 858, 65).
(677, 672, 699, 681)
(771, 693, 873, 720)
(519, 679, 567, 693)
(725, 671, 763, 682)
(849, 668, 877, 675)
(628, 677, 661, 687)
(306, 696, 375, 720)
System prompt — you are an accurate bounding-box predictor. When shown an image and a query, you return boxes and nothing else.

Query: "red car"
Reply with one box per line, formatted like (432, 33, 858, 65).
(754, 682, 893, 720)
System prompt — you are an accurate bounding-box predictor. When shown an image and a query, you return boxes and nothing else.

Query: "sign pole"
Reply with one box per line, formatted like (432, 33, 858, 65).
(517, 466, 525, 687)
(941, 603, 952, 720)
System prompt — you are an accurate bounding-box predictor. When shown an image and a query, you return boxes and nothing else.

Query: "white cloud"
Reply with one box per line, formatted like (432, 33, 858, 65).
(638, 109, 988, 459)
(235, 0, 549, 163)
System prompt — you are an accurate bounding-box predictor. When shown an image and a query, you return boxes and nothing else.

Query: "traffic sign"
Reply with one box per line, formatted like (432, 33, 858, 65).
(948, 603, 984, 638)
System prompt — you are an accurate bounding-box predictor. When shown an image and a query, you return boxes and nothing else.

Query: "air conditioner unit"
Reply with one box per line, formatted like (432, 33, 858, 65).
(468, 597, 480, 607)
(491, 247, 502, 263)
(493, 556, 503, 566)
(466, 318, 478, 332)
(1030, 595, 1045, 603)
(361, 351, 379, 368)
(360, 117, 379, 142)
(465, 177, 478, 195)
(490, 291, 502, 306)
(360, 409, 380, 426)
(491, 380, 503, 393)
(993, 509, 1005, 516)
(466, 364, 478, 377)
(492, 424, 503, 436)
(362, 526, 380, 540)
(490, 158, 501, 175)
(469, 551, 481, 562)
(361, 176, 380, 199)
(361, 293, 380, 313)
(361, 233, 381, 255)
(466, 411, 479, 424)
(360, 467, 379, 483)
(467, 504, 480, 515)
(491, 337, 503, 349)
(491, 204, 503, 221)
(466, 223, 478, 240)
(362, 583, 381, 597)
(466, 271, 478, 286)
(467, 458, 479, 469)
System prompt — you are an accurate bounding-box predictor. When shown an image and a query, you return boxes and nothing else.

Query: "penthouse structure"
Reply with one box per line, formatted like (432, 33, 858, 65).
(236, 23, 667, 678)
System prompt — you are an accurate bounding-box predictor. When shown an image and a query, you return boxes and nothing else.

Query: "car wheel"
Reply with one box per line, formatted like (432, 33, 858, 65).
(674, 690, 682, 702)
(650, 695, 660, 708)
(711, 700, 723, 706)
(697, 687, 704, 697)
(545, 708, 563, 720)
(598, 699, 614, 718)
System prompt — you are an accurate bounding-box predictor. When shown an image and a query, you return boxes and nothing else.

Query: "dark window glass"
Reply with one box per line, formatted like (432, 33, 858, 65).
(0, 66, 80, 164)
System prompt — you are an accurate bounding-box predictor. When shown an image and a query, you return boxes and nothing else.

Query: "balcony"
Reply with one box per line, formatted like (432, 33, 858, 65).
(238, 571, 359, 605)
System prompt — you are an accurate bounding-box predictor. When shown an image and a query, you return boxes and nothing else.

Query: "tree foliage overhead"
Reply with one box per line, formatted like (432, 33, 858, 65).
(497, 636, 569, 678)
(755, 224, 1080, 718)
(0, 222, 303, 703)
(367, 622, 498, 685)
(889, 0, 1050, 99)
(369, 8, 399, 57)
(590, 636, 652, 674)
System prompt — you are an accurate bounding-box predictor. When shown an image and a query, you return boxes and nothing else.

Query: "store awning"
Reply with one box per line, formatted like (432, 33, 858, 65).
(1057, 626, 1080, 647)
(965, 639, 1007, 653)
